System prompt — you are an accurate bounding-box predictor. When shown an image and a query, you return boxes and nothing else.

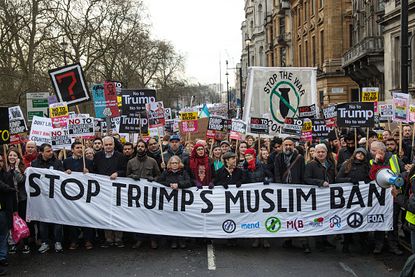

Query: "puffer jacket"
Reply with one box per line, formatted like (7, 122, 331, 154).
(157, 169, 192, 188)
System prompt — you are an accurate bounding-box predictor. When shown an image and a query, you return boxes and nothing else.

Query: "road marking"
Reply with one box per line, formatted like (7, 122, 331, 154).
(207, 243, 216, 270)
(339, 262, 358, 277)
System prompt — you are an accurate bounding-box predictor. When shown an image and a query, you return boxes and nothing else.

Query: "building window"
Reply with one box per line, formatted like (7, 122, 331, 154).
(312, 36, 316, 66)
(393, 36, 400, 89)
(320, 30, 324, 65)
(305, 40, 309, 66)
(319, 90, 324, 106)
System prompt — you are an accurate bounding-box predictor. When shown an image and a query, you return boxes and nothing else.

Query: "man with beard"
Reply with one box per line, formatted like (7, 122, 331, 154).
(147, 137, 163, 171)
(123, 142, 135, 161)
(127, 140, 161, 249)
(273, 137, 309, 253)
(93, 138, 103, 152)
(337, 132, 355, 172)
(402, 125, 413, 162)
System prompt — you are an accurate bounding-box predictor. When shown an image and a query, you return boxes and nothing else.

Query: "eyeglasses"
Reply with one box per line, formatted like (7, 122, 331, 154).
(196, 148, 204, 151)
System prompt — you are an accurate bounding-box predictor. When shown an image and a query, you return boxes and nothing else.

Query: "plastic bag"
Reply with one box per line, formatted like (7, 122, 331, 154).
(11, 212, 30, 243)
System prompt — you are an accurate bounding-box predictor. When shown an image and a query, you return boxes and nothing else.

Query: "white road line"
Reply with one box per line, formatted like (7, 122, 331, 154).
(207, 243, 216, 270)
(339, 262, 358, 277)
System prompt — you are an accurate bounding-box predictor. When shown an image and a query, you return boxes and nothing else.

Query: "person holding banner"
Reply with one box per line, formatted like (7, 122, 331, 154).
(214, 152, 245, 189)
(157, 155, 192, 249)
(0, 157, 16, 276)
(304, 143, 336, 251)
(93, 136, 127, 248)
(31, 143, 64, 254)
(369, 141, 405, 255)
(273, 138, 309, 253)
(123, 142, 135, 161)
(92, 138, 103, 152)
(5, 149, 31, 255)
(335, 148, 371, 254)
(243, 148, 273, 185)
(186, 144, 214, 189)
(63, 142, 94, 250)
(127, 139, 161, 249)
(22, 141, 37, 168)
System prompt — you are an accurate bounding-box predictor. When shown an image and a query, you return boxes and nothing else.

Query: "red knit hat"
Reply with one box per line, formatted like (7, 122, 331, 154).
(245, 148, 256, 158)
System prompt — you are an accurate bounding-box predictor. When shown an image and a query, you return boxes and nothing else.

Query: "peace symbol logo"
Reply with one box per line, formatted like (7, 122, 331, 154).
(269, 81, 300, 124)
(347, 212, 363, 228)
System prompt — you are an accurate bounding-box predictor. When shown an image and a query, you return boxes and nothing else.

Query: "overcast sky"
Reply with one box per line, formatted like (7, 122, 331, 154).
(143, 0, 245, 86)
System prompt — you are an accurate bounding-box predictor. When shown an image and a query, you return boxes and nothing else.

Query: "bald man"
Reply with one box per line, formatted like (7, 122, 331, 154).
(23, 141, 38, 167)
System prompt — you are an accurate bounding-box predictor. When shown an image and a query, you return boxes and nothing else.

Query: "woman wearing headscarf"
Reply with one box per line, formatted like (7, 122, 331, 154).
(187, 143, 214, 189)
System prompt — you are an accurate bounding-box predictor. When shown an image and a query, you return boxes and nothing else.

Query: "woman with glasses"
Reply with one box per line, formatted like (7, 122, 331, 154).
(157, 156, 192, 248)
(186, 144, 213, 189)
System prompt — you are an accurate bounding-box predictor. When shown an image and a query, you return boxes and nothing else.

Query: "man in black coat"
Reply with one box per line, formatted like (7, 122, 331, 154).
(214, 152, 245, 188)
(336, 132, 355, 171)
(93, 136, 127, 248)
(274, 137, 305, 184)
(31, 143, 64, 254)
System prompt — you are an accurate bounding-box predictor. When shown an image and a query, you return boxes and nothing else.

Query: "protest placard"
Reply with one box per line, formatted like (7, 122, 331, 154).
(301, 118, 313, 141)
(337, 102, 374, 128)
(119, 114, 148, 134)
(164, 108, 172, 120)
(67, 116, 94, 138)
(146, 101, 165, 128)
(323, 105, 337, 127)
(379, 104, 393, 121)
(312, 119, 333, 141)
(92, 82, 120, 118)
(0, 108, 10, 145)
(181, 120, 198, 133)
(29, 116, 52, 145)
(9, 106, 28, 136)
(208, 116, 226, 131)
(49, 102, 69, 128)
(392, 92, 410, 122)
(231, 119, 247, 134)
(362, 87, 379, 112)
(250, 117, 269, 134)
(282, 117, 302, 136)
(179, 111, 198, 121)
(298, 104, 316, 118)
(49, 63, 90, 106)
(121, 89, 156, 117)
(51, 128, 72, 149)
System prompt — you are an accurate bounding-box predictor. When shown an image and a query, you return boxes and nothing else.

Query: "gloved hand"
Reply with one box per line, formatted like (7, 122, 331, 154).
(222, 184, 229, 189)
(236, 183, 242, 188)
(147, 177, 154, 182)
(263, 179, 270, 185)
(129, 174, 140, 181)
(208, 182, 214, 189)
(195, 181, 203, 189)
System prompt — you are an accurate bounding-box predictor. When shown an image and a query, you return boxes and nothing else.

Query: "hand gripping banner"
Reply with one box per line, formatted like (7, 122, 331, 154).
(26, 168, 393, 238)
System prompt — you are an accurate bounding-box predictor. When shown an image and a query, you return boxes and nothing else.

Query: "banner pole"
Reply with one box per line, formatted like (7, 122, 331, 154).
(411, 123, 415, 162)
(17, 143, 23, 157)
(354, 128, 357, 149)
(235, 139, 239, 154)
(75, 105, 81, 115)
(3, 145, 7, 169)
(399, 122, 403, 156)
(209, 139, 215, 158)
(63, 147, 67, 159)
(258, 134, 261, 154)
(387, 118, 391, 131)
(366, 127, 369, 149)
(158, 128, 165, 165)
(82, 139, 86, 170)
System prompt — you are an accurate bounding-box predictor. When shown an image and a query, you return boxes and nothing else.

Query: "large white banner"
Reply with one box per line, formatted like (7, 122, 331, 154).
(243, 67, 317, 135)
(26, 168, 393, 238)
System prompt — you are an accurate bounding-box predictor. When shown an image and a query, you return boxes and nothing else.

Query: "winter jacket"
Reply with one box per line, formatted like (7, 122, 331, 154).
(63, 156, 94, 173)
(31, 154, 64, 171)
(147, 149, 163, 171)
(273, 151, 305, 184)
(304, 158, 335, 187)
(157, 169, 192, 188)
(0, 170, 17, 228)
(163, 145, 189, 164)
(244, 161, 273, 184)
(337, 147, 354, 171)
(214, 167, 245, 188)
(93, 151, 127, 177)
(335, 159, 371, 184)
(127, 154, 161, 181)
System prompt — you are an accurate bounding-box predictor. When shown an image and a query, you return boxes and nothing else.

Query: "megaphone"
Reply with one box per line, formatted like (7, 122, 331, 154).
(375, 168, 404, 189)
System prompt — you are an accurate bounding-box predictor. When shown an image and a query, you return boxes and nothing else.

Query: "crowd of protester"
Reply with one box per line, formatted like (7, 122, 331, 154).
(1, 126, 415, 275)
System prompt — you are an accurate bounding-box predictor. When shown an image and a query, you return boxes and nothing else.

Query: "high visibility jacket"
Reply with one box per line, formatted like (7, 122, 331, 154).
(406, 176, 415, 225)
(369, 154, 400, 174)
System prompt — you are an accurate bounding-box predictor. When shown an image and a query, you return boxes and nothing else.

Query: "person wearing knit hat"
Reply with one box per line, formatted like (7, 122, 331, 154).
(187, 143, 213, 189)
(335, 146, 371, 254)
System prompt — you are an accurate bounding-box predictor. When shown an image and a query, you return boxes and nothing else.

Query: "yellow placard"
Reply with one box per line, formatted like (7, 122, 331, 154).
(179, 111, 198, 121)
(49, 105, 68, 118)
(362, 91, 378, 102)
(302, 121, 312, 132)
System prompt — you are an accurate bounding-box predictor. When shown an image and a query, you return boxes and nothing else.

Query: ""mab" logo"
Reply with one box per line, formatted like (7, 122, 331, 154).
(286, 219, 304, 232)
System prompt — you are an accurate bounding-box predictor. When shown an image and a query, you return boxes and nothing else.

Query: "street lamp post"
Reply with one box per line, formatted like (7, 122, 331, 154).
(245, 38, 251, 67)
(60, 39, 68, 65)
(226, 60, 230, 118)
(238, 60, 243, 113)
(409, 33, 415, 87)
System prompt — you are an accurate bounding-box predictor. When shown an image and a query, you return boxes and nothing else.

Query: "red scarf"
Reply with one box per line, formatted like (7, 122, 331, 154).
(247, 159, 256, 171)
(189, 144, 212, 186)
(23, 151, 38, 167)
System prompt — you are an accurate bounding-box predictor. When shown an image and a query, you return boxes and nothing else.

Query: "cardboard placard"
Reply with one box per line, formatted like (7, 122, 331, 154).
(51, 128, 72, 149)
(392, 92, 410, 122)
(146, 101, 165, 128)
(0, 108, 10, 145)
(250, 117, 269, 134)
(282, 117, 302, 136)
(208, 116, 226, 131)
(121, 89, 156, 117)
(49, 102, 69, 128)
(231, 119, 247, 134)
(67, 116, 95, 138)
(298, 104, 317, 118)
(29, 116, 53, 146)
(312, 119, 333, 141)
(179, 111, 198, 121)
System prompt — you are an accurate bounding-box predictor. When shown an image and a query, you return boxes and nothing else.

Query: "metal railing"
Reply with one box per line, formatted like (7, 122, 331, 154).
(342, 36, 384, 66)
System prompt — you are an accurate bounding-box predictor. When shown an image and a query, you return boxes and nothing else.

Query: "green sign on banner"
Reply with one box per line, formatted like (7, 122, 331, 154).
(28, 111, 45, 120)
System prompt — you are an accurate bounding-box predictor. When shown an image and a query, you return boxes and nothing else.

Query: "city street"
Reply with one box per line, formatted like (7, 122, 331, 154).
(6, 238, 408, 276)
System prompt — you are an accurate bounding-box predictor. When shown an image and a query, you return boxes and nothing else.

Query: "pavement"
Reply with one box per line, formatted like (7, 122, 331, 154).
(5, 237, 409, 277)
